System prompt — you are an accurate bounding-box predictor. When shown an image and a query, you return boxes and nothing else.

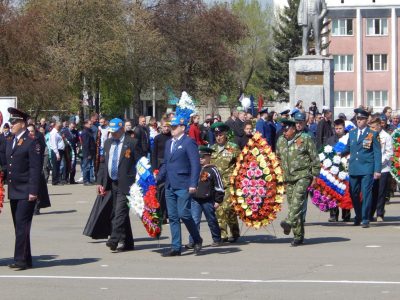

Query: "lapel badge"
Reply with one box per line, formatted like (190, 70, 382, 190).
(125, 148, 131, 159)
(18, 139, 24, 146)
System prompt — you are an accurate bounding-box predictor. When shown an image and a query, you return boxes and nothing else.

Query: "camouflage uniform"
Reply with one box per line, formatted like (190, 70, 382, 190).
(210, 142, 240, 239)
(276, 131, 320, 240)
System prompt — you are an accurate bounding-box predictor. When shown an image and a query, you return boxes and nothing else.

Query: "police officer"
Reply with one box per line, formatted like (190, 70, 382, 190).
(6, 107, 43, 270)
(341, 108, 382, 228)
(276, 119, 320, 246)
(210, 122, 240, 243)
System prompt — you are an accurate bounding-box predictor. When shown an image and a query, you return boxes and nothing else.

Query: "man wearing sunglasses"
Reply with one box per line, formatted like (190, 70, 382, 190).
(5, 107, 43, 270)
(341, 108, 382, 228)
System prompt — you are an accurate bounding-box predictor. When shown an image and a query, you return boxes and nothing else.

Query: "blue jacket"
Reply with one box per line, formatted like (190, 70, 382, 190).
(343, 127, 382, 176)
(158, 134, 201, 190)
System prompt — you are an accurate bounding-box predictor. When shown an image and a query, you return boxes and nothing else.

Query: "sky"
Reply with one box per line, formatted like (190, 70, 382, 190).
(205, 0, 274, 9)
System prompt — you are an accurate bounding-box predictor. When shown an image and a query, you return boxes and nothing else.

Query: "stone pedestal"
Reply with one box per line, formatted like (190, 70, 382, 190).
(289, 56, 334, 114)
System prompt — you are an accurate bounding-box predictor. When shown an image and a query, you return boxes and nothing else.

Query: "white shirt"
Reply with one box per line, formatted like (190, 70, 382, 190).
(107, 135, 125, 178)
(49, 128, 65, 155)
(379, 130, 393, 173)
(98, 126, 109, 149)
(12, 130, 26, 148)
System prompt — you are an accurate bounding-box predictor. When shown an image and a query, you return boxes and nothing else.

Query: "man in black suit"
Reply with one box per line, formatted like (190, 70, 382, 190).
(97, 118, 142, 252)
(81, 120, 96, 185)
(6, 107, 43, 270)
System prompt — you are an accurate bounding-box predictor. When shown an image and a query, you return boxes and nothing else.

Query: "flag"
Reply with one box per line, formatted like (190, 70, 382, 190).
(257, 95, 263, 112)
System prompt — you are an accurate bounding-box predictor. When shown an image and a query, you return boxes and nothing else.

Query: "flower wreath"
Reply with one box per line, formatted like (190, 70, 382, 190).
(230, 132, 285, 229)
(390, 128, 400, 182)
(127, 157, 161, 238)
(308, 141, 353, 211)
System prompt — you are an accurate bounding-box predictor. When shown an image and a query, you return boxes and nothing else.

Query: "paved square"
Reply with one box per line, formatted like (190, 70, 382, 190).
(1, 184, 400, 299)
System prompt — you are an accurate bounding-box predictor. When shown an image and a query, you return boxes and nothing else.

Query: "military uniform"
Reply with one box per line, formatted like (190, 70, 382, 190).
(343, 121, 381, 226)
(6, 108, 43, 270)
(276, 128, 320, 244)
(210, 140, 240, 241)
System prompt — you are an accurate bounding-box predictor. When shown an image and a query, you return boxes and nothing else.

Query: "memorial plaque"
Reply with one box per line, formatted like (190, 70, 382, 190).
(296, 72, 324, 85)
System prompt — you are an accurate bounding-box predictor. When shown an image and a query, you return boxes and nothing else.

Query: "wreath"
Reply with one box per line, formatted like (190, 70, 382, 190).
(127, 157, 161, 238)
(390, 128, 400, 182)
(308, 141, 352, 211)
(230, 132, 285, 229)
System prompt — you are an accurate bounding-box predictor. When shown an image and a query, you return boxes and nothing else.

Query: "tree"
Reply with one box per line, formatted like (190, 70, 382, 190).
(231, 0, 274, 98)
(264, 0, 302, 101)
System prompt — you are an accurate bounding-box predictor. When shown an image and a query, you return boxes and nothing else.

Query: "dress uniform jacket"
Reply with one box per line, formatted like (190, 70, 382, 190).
(343, 128, 382, 176)
(6, 130, 42, 199)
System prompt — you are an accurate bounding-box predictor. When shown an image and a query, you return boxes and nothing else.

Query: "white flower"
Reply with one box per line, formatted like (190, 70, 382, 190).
(324, 145, 333, 154)
(338, 171, 347, 180)
(340, 183, 346, 191)
(333, 155, 341, 164)
(323, 158, 333, 169)
(319, 153, 326, 162)
(128, 184, 144, 217)
(330, 166, 339, 175)
(327, 173, 334, 183)
(334, 179, 340, 187)
(341, 157, 348, 166)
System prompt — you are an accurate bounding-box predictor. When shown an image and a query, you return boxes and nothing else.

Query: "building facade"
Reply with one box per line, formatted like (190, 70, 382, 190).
(327, 0, 400, 116)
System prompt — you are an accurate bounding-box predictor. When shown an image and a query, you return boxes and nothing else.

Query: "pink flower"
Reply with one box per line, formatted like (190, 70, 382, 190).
(249, 161, 258, 169)
(250, 179, 258, 187)
(251, 204, 259, 212)
(257, 179, 266, 186)
(242, 178, 250, 187)
(249, 187, 257, 195)
(246, 197, 254, 205)
(253, 196, 262, 204)
(254, 168, 263, 178)
(328, 201, 337, 209)
(247, 170, 255, 178)
(242, 187, 249, 195)
(257, 187, 266, 196)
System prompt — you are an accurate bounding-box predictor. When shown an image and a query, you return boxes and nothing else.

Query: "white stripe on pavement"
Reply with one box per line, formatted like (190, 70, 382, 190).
(0, 275, 399, 285)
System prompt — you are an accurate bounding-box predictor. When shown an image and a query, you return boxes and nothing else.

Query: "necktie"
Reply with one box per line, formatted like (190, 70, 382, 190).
(358, 129, 363, 142)
(171, 140, 178, 153)
(13, 137, 18, 149)
(111, 139, 120, 181)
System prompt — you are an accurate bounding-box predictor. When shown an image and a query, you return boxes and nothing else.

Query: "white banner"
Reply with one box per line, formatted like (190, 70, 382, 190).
(0, 97, 18, 128)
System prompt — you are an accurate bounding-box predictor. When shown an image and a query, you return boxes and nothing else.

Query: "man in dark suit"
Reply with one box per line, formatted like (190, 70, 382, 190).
(97, 118, 142, 252)
(6, 107, 43, 270)
(158, 117, 203, 256)
(81, 120, 96, 185)
(342, 108, 382, 228)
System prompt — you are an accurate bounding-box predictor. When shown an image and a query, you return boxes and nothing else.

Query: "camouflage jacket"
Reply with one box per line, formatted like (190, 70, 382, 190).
(276, 131, 320, 182)
(210, 142, 240, 188)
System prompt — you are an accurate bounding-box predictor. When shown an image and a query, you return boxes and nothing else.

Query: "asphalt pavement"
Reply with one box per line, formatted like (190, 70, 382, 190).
(1, 183, 400, 300)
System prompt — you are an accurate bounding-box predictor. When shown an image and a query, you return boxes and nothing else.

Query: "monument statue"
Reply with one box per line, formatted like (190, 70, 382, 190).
(298, 0, 328, 56)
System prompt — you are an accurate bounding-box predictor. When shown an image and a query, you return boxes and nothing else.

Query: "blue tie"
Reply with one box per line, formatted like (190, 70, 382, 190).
(111, 139, 120, 180)
(171, 140, 178, 153)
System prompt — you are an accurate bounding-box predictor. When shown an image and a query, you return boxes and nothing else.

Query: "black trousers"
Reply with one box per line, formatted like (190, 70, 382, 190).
(51, 149, 64, 184)
(157, 182, 168, 222)
(108, 181, 134, 246)
(371, 172, 390, 219)
(10, 199, 36, 265)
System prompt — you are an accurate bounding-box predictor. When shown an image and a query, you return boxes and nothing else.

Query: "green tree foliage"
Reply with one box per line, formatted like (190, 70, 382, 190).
(264, 0, 302, 101)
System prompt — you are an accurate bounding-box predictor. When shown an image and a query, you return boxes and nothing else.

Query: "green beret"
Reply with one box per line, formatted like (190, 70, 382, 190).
(211, 122, 230, 133)
(199, 145, 214, 155)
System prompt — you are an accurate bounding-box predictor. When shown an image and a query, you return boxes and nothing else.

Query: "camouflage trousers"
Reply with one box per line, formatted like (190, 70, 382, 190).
(285, 177, 311, 240)
(216, 189, 240, 239)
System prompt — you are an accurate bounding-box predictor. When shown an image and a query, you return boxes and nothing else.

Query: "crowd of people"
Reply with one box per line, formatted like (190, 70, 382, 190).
(2, 100, 399, 269)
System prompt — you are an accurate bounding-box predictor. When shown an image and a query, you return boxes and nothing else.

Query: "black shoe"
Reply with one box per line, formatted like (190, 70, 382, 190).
(228, 236, 239, 243)
(361, 223, 370, 228)
(193, 238, 203, 255)
(184, 243, 194, 249)
(280, 221, 291, 235)
(34, 209, 40, 215)
(52, 182, 64, 186)
(328, 217, 338, 222)
(353, 220, 361, 226)
(163, 250, 181, 257)
(69, 181, 78, 185)
(106, 241, 117, 251)
(8, 263, 31, 270)
(342, 217, 351, 222)
(116, 244, 134, 252)
(221, 238, 229, 243)
(290, 239, 304, 247)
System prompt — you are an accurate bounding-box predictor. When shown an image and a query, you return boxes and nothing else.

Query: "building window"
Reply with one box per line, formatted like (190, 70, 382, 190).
(366, 54, 388, 71)
(366, 18, 388, 36)
(332, 19, 353, 36)
(334, 91, 354, 108)
(333, 55, 354, 72)
(367, 91, 388, 108)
